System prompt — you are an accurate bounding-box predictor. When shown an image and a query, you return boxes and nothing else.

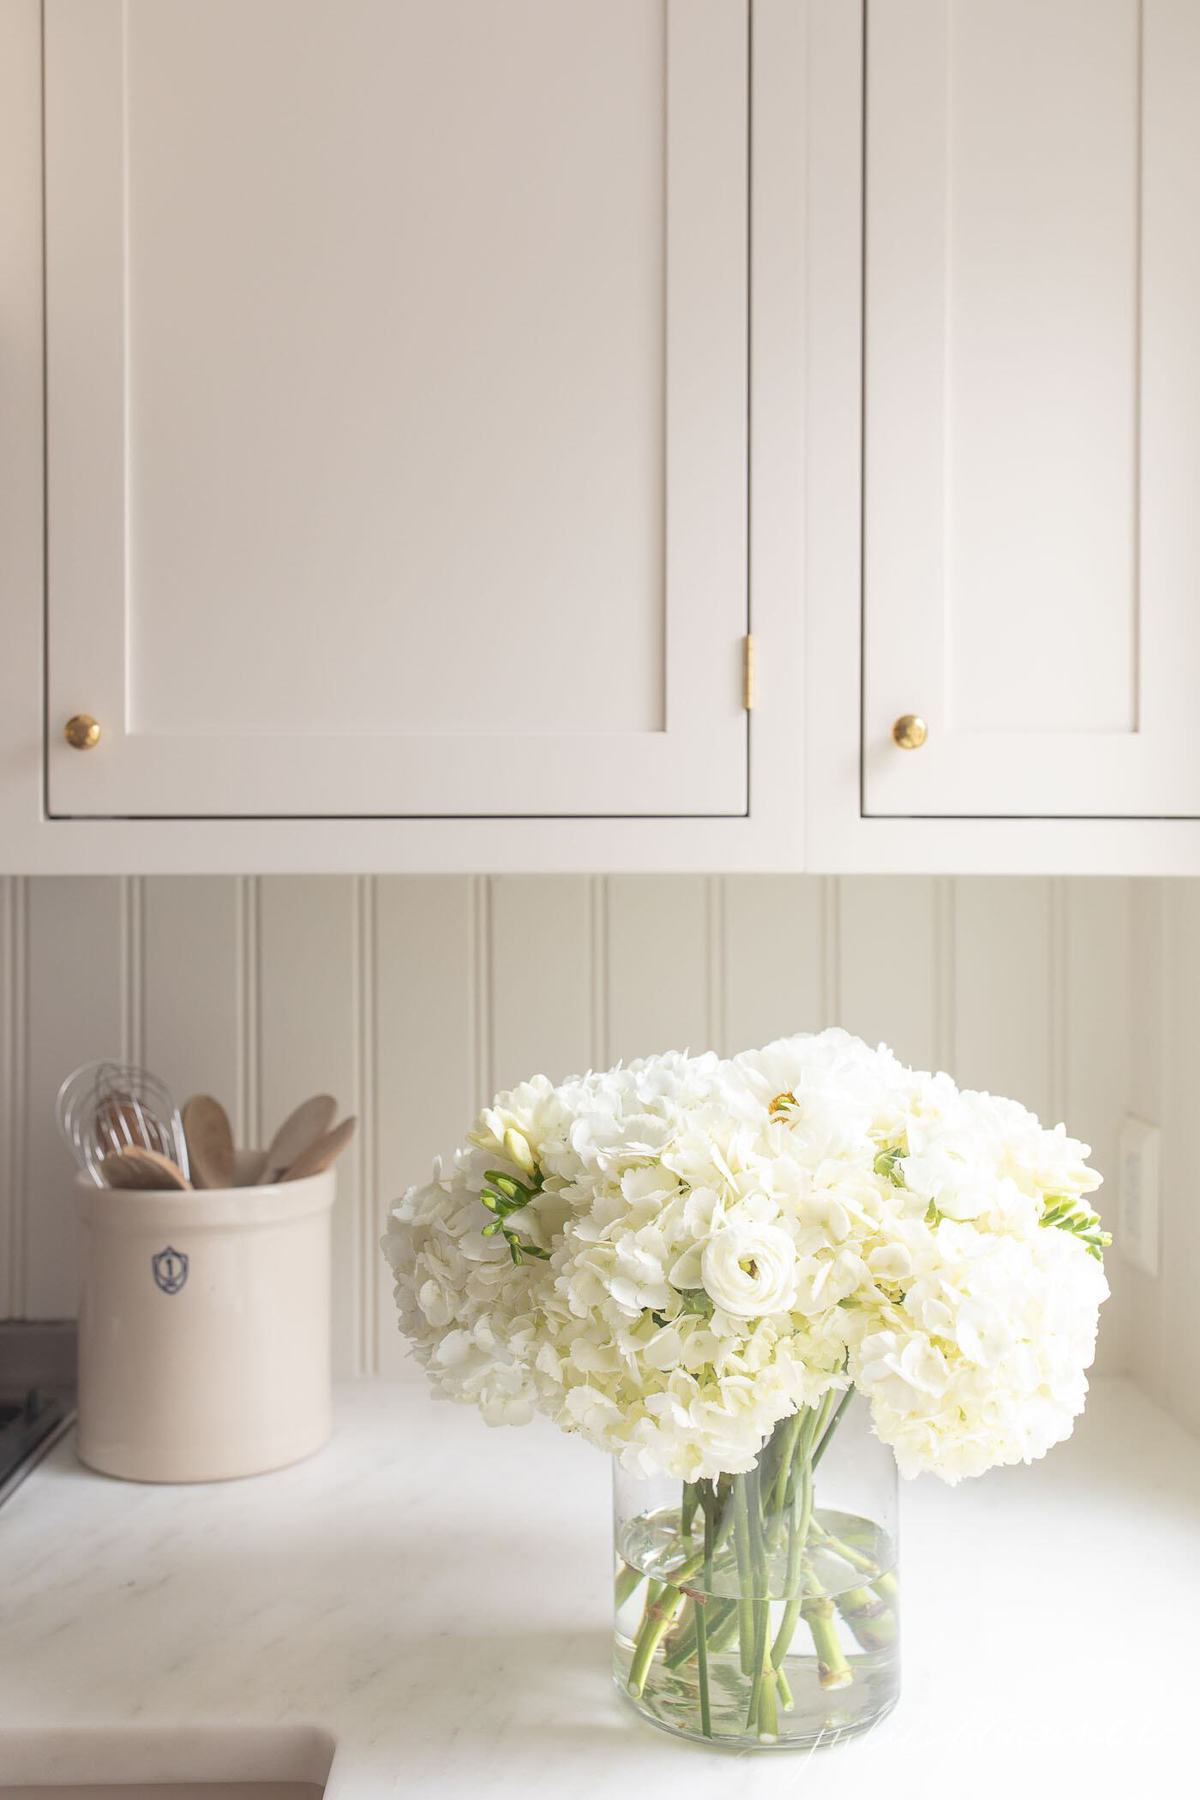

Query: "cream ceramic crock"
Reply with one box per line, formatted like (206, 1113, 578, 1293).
(76, 1155, 334, 1482)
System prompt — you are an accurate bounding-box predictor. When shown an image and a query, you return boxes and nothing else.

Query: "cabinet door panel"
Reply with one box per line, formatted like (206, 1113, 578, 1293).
(46, 0, 748, 818)
(864, 0, 1200, 817)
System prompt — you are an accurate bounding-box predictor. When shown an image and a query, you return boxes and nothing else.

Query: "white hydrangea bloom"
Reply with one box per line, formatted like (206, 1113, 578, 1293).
(382, 1029, 1108, 1484)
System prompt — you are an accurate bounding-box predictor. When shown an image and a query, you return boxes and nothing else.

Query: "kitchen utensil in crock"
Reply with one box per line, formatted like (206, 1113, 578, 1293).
(97, 1146, 193, 1190)
(57, 1060, 191, 1187)
(280, 1115, 357, 1181)
(257, 1094, 338, 1185)
(182, 1094, 236, 1189)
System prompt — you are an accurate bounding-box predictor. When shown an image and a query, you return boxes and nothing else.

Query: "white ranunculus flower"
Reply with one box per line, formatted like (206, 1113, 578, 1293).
(699, 1213, 799, 1319)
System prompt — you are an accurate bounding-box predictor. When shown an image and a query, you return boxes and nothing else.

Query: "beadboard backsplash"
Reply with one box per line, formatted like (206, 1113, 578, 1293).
(0, 876, 1135, 1380)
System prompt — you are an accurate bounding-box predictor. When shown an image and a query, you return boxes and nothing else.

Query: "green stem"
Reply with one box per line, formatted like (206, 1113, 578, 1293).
(627, 1584, 686, 1697)
(671, 1599, 741, 1666)
(801, 1565, 854, 1691)
(834, 1583, 898, 1652)
(638, 1578, 665, 1635)
(871, 1570, 900, 1607)
(695, 1480, 714, 1738)
(614, 1561, 645, 1612)
(811, 1386, 855, 1471)
(651, 1480, 739, 1593)
(744, 1462, 772, 1731)
(763, 1412, 804, 1550)
(664, 1597, 736, 1669)
(664, 1594, 696, 1655)
(756, 1661, 780, 1744)
(811, 1519, 899, 1606)
(770, 1433, 814, 1668)
(731, 1474, 757, 1677)
(809, 1523, 875, 1573)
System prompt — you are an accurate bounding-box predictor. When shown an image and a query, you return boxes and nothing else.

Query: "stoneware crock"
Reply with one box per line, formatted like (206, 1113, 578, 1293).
(75, 1151, 334, 1481)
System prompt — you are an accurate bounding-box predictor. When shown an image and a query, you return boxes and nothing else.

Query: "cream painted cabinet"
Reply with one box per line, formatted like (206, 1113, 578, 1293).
(16, 0, 1200, 874)
(43, 0, 749, 820)
(862, 0, 1200, 820)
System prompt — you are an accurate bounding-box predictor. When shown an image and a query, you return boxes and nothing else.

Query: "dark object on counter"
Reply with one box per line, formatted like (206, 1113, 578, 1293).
(0, 1321, 76, 1508)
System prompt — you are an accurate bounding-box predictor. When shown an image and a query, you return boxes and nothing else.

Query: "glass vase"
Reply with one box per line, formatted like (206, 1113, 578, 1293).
(613, 1392, 899, 1749)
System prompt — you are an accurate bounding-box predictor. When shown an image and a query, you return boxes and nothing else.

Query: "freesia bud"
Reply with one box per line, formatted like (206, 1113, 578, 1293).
(504, 1128, 537, 1174)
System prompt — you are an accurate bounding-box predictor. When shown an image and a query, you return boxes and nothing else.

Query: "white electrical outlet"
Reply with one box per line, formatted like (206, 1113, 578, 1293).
(1117, 1116, 1160, 1277)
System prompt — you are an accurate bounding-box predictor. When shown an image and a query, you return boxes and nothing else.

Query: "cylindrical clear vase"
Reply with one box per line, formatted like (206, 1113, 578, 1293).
(613, 1392, 899, 1749)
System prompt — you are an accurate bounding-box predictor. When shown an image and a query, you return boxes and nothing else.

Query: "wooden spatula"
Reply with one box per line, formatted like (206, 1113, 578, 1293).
(182, 1094, 235, 1189)
(257, 1094, 337, 1185)
(99, 1146, 192, 1191)
(279, 1115, 357, 1182)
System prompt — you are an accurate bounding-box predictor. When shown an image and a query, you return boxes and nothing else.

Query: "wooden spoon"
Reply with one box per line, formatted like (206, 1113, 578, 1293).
(99, 1146, 192, 1191)
(256, 1094, 337, 1185)
(279, 1116, 357, 1183)
(182, 1094, 235, 1190)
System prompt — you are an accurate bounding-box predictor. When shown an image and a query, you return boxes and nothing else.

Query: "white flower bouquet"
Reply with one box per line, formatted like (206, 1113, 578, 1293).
(384, 1029, 1109, 1748)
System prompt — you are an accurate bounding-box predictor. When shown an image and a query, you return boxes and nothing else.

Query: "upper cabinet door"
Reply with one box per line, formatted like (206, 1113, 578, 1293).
(45, 0, 748, 819)
(863, 0, 1200, 818)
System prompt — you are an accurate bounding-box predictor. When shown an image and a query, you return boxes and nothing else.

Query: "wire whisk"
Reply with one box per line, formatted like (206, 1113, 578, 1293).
(56, 1060, 190, 1187)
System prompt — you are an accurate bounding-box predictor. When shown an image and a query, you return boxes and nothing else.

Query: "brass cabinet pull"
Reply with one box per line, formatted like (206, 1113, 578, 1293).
(64, 714, 101, 750)
(891, 714, 927, 750)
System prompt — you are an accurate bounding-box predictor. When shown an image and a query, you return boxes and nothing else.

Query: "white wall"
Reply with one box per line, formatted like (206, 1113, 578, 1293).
(0, 875, 1136, 1381)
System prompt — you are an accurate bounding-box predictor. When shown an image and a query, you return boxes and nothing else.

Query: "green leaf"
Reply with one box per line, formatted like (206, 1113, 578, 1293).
(677, 1288, 715, 1320)
(1040, 1194, 1111, 1261)
(873, 1147, 907, 1187)
(477, 1158, 551, 1267)
(484, 1169, 531, 1202)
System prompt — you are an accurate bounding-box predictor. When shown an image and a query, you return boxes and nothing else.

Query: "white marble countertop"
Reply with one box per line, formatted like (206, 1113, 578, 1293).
(1, 1376, 1198, 1799)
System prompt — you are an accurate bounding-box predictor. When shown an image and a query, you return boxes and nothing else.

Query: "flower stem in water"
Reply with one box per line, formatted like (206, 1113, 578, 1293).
(694, 1480, 715, 1738)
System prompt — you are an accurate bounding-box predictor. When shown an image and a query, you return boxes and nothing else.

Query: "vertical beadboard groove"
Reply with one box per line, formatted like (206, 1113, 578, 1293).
(821, 877, 841, 1023)
(120, 876, 145, 1069)
(355, 875, 378, 1376)
(589, 876, 609, 1073)
(934, 877, 956, 1074)
(350, 877, 365, 1377)
(1048, 877, 1070, 1124)
(236, 876, 261, 1148)
(706, 876, 727, 1054)
(470, 876, 494, 1107)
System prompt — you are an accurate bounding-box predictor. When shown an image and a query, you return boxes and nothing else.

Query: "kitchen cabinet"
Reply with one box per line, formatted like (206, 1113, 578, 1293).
(43, 0, 749, 821)
(7, 0, 1200, 872)
(861, 0, 1200, 821)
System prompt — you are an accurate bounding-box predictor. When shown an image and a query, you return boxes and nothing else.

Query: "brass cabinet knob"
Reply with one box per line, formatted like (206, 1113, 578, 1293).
(891, 713, 927, 750)
(64, 714, 101, 750)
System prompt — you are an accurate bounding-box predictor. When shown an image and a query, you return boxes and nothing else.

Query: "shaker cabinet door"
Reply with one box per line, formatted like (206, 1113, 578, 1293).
(863, 0, 1200, 818)
(45, 0, 748, 819)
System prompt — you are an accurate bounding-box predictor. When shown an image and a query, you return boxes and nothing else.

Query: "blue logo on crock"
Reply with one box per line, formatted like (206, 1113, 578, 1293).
(152, 1245, 189, 1295)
